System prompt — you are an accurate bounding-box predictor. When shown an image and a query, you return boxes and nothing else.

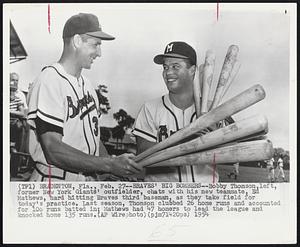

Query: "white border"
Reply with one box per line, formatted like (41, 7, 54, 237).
(3, 3, 297, 244)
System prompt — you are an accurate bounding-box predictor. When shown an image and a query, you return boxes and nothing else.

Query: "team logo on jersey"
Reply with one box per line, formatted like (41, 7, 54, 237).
(158, 125, 168, 142)
(158, 125, 176, 142)
(66, 92, 97, 120)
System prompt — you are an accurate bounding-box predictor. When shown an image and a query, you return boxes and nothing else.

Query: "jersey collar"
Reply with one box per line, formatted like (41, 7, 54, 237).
(165, 94, 195, 113)
(54, 63, 83, 86)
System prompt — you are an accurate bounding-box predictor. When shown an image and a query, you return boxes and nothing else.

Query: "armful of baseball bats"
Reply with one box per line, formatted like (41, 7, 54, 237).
(137, 114, 268, 167)
(148, 139, 274, 168)
(134, 84, 266, 162)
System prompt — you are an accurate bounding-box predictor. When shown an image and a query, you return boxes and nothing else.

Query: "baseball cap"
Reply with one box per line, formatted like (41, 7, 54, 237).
(63, 13, 115, 40)
(154, 41, 197, 65)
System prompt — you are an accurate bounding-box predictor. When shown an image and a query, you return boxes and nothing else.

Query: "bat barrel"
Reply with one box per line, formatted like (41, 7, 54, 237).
(149, 139, 274, 167)
(196, 84, 265, 130)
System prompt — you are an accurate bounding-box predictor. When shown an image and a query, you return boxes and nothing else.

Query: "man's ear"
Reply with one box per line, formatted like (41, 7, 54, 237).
(72, 34, 82, 49)
(190, 64, 197, 75)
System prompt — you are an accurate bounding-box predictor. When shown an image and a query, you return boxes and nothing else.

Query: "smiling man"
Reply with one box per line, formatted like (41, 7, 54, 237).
(27, 13, 141, 181)
(133, 41, 218, 182)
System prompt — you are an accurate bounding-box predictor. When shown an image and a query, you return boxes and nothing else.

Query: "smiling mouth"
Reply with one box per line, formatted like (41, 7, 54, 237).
(167, 78, 177, 83)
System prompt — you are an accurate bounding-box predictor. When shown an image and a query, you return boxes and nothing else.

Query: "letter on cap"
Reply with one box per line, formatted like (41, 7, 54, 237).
(166, 43, 174, 53)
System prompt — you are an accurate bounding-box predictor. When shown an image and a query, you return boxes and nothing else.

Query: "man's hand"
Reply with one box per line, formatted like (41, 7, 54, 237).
(10, 111, 25, 119)
(109, 153, 142, 177)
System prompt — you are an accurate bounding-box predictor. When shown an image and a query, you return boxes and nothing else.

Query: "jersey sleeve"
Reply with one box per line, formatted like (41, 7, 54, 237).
(36, 117, 63, 135)
(27, 69, 65, 128)
(18, 91, 28, 110)
(132, 103, 158, 142)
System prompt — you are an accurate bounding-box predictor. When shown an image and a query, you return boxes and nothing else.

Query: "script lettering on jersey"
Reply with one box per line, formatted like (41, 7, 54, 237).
(66, 92, 97, 121)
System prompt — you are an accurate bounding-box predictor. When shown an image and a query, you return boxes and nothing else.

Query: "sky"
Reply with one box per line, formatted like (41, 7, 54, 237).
(5, 3, 295, 150)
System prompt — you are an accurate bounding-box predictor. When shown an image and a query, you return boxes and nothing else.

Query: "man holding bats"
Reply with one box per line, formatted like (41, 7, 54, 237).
(133, 41, 218, 182)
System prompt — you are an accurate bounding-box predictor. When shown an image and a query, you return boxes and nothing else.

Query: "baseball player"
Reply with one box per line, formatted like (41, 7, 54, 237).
(227, 162, 240, 180)
(266, 157, 275, 182)
(132, 41, 233, 182)
(276, 155, 286, 182)
(27, 13, 141, 182)
(10, 72, 27, 117)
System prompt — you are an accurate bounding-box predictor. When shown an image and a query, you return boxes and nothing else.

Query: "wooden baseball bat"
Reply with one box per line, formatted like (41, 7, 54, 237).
(134, 84, 266, 162)
(148, 139, 274, 167)
(199, 64, 204, 97)
(201, 129, 268, 151)
(200, 50, 216, 114)
(218, 60, 241, 105)
(210, 45, 239, 110)
(138, 115, 268, 167)
(193, 64, 204, 118)
(233, 129, 268, 143)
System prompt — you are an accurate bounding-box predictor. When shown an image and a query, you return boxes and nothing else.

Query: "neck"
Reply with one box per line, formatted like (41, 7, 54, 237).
(169, 89, 194, 110)
(58, 52, 82, 78)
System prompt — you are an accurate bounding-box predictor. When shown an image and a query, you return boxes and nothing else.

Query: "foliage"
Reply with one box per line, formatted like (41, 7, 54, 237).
(273, 147, 289, 159)
(100, 127, 111, 142)
(111, 109, 135, 142)
(111, 125, 125, 142)
(95, 84, 110, 115)
(113, 109, 135, 129)
(273, 147, 284, 157)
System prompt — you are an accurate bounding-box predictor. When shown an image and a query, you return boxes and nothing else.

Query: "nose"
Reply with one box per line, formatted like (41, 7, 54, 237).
(165, 67, 175, 76)
(95, 45, 101, 57)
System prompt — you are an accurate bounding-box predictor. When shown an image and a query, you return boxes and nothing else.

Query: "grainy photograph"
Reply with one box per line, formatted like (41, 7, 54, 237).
(3, 3, 297, 244)
(7, 3, 293, 183)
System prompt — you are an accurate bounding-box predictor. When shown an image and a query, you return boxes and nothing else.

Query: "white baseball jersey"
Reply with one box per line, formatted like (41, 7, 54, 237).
(10, 90, 28, 111)
(27, 63, 101, 181)
(132, 94, 219, 183)
(267, 158, 274, 168)
(233, 162, 240, 175)
(277, 158, 283, 168)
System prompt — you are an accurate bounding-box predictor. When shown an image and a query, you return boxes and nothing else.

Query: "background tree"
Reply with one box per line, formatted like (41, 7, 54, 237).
(113, 109, 135, 128)
(282, 152, 290, 170)
(95, 84, 111, 115)
(100, 127, 111, 142)
(273, 147, 285, 157)
(111, 125, 125, 143)
(112, 109, 135, 142)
